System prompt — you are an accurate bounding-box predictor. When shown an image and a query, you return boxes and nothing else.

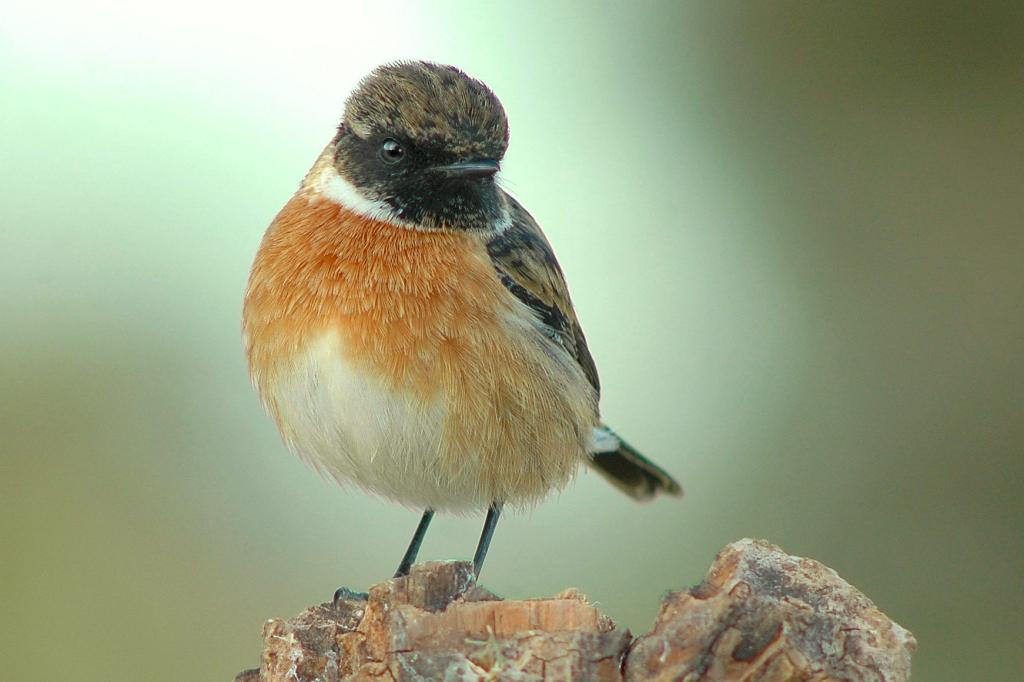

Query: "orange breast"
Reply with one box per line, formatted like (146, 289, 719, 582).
(244, 192, 509, 393)
(243, 190, 595, 504)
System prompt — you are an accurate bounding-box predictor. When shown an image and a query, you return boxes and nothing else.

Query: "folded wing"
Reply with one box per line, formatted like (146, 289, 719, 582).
(487, 194, 681, 501)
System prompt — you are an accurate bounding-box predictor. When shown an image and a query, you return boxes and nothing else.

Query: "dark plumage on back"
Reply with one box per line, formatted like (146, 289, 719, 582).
(486, 195, 681, 501)
(487, 195, 600, 394)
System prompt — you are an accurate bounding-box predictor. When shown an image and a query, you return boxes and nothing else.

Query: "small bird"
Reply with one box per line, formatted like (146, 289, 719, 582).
(242, 61, 681, 583)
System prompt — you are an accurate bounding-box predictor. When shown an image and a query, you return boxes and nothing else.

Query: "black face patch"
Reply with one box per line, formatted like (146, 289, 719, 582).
(334, 131, 507, 231)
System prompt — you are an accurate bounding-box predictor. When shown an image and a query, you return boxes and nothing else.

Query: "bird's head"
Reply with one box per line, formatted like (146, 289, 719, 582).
(327, 61, 511, 233)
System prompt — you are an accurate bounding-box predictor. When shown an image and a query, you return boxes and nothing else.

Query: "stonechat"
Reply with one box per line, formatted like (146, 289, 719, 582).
(242, 61, 681, 583)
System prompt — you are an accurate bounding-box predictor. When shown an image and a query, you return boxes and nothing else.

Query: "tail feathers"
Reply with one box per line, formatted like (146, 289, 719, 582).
(587, 426, 682, 501)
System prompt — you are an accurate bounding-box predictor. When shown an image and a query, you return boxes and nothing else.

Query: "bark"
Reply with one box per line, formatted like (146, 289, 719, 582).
(235, 538, 915, 682)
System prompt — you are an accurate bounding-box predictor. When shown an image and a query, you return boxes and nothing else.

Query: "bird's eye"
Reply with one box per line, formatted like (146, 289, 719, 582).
(379, 138, 405, 164)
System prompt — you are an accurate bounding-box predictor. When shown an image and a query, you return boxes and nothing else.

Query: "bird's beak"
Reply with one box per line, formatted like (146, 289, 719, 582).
(432, 159, 500, 180)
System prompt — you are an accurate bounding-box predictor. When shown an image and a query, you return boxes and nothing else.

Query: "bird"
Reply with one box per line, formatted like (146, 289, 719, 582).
(242, 61, 681, 585)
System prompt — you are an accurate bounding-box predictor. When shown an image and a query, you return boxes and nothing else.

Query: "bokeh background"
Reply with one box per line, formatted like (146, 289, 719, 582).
(3, 2, 1021, 680)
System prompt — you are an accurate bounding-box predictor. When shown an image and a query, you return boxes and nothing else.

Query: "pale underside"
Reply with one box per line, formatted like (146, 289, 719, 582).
(268, 328, 616, 512)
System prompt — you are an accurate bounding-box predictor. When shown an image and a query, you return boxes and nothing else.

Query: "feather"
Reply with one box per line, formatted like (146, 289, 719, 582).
(486, 194, 681, 501)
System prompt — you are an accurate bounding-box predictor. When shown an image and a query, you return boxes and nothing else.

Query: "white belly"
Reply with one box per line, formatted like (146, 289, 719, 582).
(262, 313, 602, 512)
(269, 331, 476, 510)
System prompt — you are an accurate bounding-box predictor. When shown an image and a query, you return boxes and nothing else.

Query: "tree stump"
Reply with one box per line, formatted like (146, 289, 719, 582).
(235, 539, 915, 681)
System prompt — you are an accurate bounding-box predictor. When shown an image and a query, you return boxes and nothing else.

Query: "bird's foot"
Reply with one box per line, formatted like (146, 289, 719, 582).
(332, 586, 369, 604)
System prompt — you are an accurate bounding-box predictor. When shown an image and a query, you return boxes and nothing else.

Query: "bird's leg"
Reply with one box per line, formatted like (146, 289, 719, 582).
(332, 508, 434, 602)
(472, 502, 502, 578)
(394, 509, 434, 577)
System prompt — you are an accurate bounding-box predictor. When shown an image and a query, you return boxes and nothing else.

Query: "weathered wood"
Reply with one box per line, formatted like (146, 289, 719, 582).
(625, 539, 916, 681)
(236, 539, 915, 681)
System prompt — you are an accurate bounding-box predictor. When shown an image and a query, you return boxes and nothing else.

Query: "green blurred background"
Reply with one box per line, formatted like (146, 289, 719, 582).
(3, 2, 1021, 680)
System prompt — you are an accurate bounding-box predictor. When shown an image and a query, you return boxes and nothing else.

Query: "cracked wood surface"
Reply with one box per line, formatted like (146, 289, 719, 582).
(235, 539, 915, 681)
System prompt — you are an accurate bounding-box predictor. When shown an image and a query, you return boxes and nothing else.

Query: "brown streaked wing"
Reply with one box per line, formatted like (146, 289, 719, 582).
(486, 194, 600, 396)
